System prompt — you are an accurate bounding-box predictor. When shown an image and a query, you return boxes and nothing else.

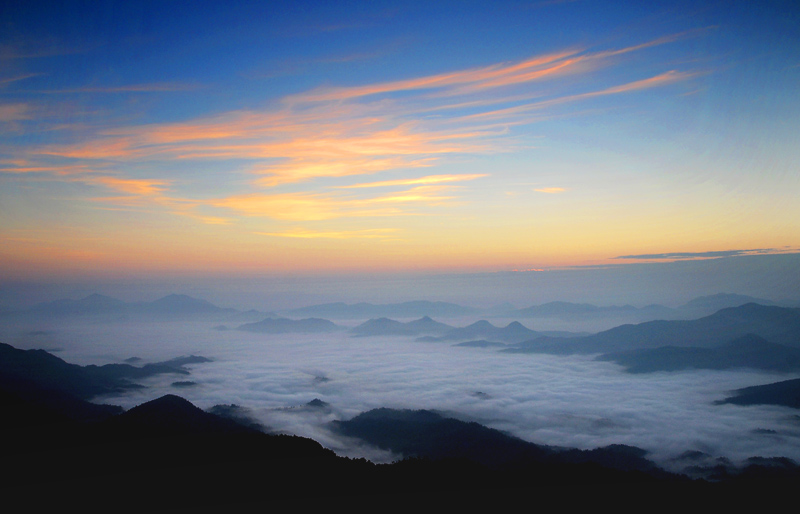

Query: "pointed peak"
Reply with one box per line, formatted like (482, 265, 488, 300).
(469, 320, 495, 328)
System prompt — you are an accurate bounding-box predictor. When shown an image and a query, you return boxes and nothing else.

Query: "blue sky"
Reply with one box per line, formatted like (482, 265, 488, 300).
(1, 1, 798, 286)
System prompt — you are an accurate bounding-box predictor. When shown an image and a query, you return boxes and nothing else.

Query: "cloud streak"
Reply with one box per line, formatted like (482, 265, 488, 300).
(613, 248, 792, 261)
(338, 173, 488, 189)
(4, 33, 698, 231)
(257, 228, 399, 239)
(41, 82, 201, 94)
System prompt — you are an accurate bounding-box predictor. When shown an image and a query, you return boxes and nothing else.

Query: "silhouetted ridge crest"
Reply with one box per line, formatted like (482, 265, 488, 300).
(507, 303, 800, 355)
(105, 394, 257, 436)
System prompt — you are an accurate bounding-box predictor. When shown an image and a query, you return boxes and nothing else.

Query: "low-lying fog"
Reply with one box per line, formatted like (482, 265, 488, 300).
(5, 319, 800, 471)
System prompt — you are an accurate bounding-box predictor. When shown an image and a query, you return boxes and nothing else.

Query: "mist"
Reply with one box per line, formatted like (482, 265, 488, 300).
(4, 314, 799, 473)
(4, 253, 799, 313)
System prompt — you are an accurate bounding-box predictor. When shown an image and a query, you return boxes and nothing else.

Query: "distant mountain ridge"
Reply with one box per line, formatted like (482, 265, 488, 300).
(282, 300, 479, 319)
(236, 317, 342, 334)
(597, 334, 800, 373)
(8, 293, 276, 322)
(506, 303, 800, 355)
(351, 316, 454, 337)
(421, 319, 540, 344)
(497, 293, 779, 323)
(4, 292, 788, 327)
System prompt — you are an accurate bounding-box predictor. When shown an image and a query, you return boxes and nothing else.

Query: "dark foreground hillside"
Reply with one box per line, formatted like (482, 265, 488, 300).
(1, 342, 799, 511)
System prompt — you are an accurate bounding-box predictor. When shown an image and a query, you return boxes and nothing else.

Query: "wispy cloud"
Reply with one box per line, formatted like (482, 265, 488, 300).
(0, 73, 43, 87)
(534, 187, 566, 193)
(0, 103, 33, 122)
(256, 228, 398, 239)
(208, 183, 459, 221)
(86, 176, 171, 195)
(338, 173, 488, 189)
(6, 33, 698, 226)
(41, 82, 200, 94)
(613, 248, 793, 261)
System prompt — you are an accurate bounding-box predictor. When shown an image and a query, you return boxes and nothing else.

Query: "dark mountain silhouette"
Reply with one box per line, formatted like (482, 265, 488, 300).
(99, 394, 258, 436)
(283, 300, 479, 319)
(332, 407, 551, 467)
(332, 408, 665, 475)
(598, 334, 800, 373)
(236, 317, 341, 333)
(207, 404, 267, 431)
(506, 304, 800, 355)
(424, 319, 539, 343)
(1, 342, 798, 509)
(716, 378, 800, 409)
(0, 342, 210, 400)
(351, 316, 453, 336)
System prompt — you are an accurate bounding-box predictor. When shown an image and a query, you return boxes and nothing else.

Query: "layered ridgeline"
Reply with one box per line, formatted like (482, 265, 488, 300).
(597, 334, 800, 374)
(3, 293, 278, 323)
(3, 341, 799, 511)
(5, 291, 790, 333)
(498, 293, 781, 322)
(493, 304, 800, 406)
(505, 303, 800, 355)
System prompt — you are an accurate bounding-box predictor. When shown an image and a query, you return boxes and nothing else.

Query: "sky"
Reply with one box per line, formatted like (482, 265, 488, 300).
(1, 1, 799, 295)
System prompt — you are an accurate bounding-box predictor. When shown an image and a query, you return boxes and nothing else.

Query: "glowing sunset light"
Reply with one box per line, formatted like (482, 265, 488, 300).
(0, 1, 797, 280)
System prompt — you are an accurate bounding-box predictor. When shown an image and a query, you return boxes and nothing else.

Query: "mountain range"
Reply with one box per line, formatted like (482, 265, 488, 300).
(597, 334, 800, 373)
(236, 317, 342, 334)
(4, 293, 277, 322)
(5, 291, 791, 328)
(496, 293, 782, 322)
(2, 340, 799, 509)
(351, 316, 454, 337)
(282, 300, 480, 319)
(506, 303, 800, 355)
(418, 319, 541, 344)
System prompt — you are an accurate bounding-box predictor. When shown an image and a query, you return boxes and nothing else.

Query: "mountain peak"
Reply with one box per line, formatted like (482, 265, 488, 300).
(112, 394, 254, 435)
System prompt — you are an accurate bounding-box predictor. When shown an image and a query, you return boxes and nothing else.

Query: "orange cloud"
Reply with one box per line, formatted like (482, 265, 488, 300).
(535, 187, 566, 193)
(363, 185, 454, 204)
(0, 159, 100, 174)
(209, 183, 464, 221)
(88, 176, 171, 195)
(0, 103, 32, 122)
(338, 173, 488, 188)
(256, 228, 398, 239)
(459, 70, 696, 123)
(286, 49, 582, 103)
(209, 192, 404, 221)
(7, 32, 699, 231)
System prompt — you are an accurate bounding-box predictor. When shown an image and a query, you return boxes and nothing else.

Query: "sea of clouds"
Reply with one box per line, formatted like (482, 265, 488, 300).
(4, 318, 800, 471)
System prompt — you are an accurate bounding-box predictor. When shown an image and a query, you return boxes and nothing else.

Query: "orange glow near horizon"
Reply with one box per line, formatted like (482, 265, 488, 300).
(1, 15, 798, 280)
